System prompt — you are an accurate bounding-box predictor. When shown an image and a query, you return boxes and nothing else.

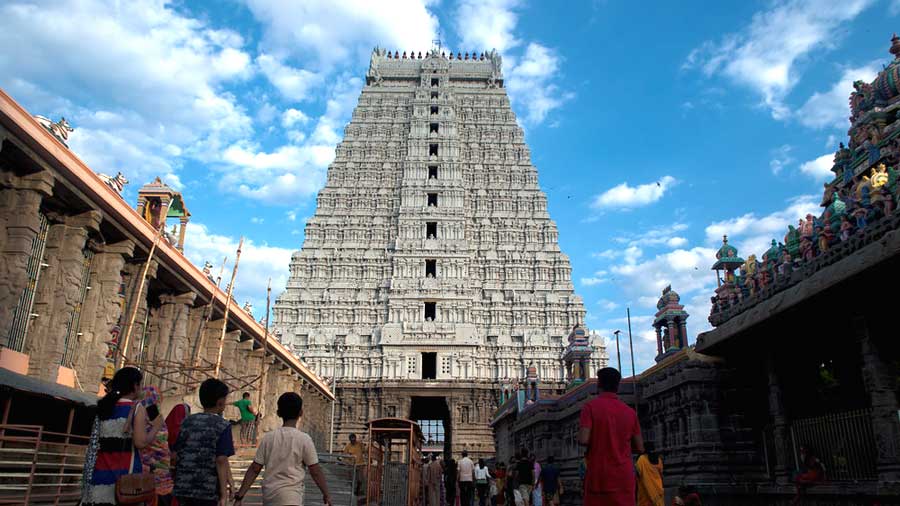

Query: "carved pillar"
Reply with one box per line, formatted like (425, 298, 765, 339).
(767, 356, 791, 483)
(0, 170, 54, 350)
(74, 240, 134, 391)
(25, 211, 101, 380)
(150, 292, 196, 391)
(853, 315, 900, 481)
(655, 326, 663, 356)
(120, 259, 158, 365)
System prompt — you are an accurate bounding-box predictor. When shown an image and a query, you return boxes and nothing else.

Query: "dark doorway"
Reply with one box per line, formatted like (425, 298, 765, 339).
(429, 143, 438, 156)
(427, 193, 438, 207)
(426, 221, 437, 238)
(424, 302, 436, 320)
(422, 352, 437, 379)
(410, 396, 451, 455)
(425, 259, 437, 277)
(428, 165, 439, 179)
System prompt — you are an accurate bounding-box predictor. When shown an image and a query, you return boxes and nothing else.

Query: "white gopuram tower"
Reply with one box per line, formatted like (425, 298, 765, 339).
(273, 47, 605, 456)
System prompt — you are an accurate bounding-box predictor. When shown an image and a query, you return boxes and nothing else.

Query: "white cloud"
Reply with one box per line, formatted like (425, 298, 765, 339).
(220, 143, 329, 201)
(282, 108, 311, 127)
(456, 0, 521, 53)
(257, 54, 323, 101)
(705, 195, 822, 258)
(286, 210, 297, 221)
(591, 176, 676, 209)
(0, 0, 253, 185)
(506, 43, 573, 125)
(684, 0, 873, 119)
(183, 223, 293, 319)
(770, 144, 794, 175)
(799, 153, 835, 180)
(797, 64, 880, 129)
(250, 217, 265, 224)
(581, 270, 609, 286)
(597, 299, 620, 311)
(216, 76, 362, 203)
(245, 0, 439, 70)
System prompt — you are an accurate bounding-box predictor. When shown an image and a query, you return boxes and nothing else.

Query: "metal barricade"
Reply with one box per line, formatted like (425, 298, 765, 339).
(790, 408, 878, 481)
(0, 424, 88, 505)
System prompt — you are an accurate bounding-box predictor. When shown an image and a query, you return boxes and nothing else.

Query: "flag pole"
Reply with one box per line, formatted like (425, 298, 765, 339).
(117, 225, 164, 369)
(191, 256, 227, 368)
(627, 307, 636, 380)
(214, 237, 243, 377)
(258, 278, 272, 411)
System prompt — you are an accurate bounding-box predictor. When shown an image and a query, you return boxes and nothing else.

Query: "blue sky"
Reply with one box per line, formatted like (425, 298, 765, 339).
(3, 0, 899, 373)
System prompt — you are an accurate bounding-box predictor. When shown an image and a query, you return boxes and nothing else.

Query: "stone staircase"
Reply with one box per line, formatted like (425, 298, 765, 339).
(230, 450, 358, 506)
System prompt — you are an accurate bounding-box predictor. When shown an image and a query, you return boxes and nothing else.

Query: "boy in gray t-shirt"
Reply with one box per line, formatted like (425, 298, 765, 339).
(233, 392, 332, 506)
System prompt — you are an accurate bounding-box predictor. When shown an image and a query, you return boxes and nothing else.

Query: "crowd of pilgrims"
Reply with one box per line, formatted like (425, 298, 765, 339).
(81, 366, 824, 506)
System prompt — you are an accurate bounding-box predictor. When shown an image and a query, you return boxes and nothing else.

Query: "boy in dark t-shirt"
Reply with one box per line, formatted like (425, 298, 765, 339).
(174, 379, 235, 506)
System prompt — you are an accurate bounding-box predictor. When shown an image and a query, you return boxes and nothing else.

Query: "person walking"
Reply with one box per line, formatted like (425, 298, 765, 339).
(232, 392, 332, 506)
(140, 386, 175, 505)
(232, 392, 257, 445)
(425, 453, 443, 506)
(635, 450, 663, 506)
(444, 458, 458, 506)
(513, 451, 534, 506)
(458, 451, 475, 506)
(341, 433, 366, 496)
(578, 367, 644, 506)
(493, 463, 507, 506)
(531, 455, 541, 506)
(538, 456, 561, 506)
(172, 378, 235, 506)
(474, 458, 491, 506)
(82, 367, 164, 506)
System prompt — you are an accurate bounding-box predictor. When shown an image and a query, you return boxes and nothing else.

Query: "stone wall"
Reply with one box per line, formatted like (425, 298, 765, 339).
(0, 117, 334, 447)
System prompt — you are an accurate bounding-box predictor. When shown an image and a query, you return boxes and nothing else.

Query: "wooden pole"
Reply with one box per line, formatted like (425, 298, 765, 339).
(257, 278, 271, 413)
(214, 237, 243, 377)
(117, 225, 164, 369)
(191, 256, 227, 368)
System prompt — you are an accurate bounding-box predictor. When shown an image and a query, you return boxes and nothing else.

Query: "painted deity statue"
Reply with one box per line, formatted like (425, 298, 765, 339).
(840, 215, 855, 241)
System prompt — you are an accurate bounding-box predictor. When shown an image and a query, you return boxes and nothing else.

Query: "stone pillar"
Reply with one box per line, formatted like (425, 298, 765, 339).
(120, 259, 159, 365)
(0, 170, 54, 349)
(853, 315, 900, 481)
(149, 292, 196, 391)
(766, 357, 791, 483)
(25, 211, 101, 380)
(666, 320, 675, 350)
(655, 326, 663, 356)
(74, 240, 134, 390)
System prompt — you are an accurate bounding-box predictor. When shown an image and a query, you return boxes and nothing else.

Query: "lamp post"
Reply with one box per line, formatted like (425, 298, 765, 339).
(627, 308, 636, 380)
(613, 330, 622, 372)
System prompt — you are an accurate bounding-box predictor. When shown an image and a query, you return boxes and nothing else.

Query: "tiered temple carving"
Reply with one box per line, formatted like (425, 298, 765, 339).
(274, 47, 603, 456)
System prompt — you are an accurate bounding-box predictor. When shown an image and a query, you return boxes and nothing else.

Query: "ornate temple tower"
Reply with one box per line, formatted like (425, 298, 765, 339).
(652, 286, 689, 362)
(273, 47, 603, 456)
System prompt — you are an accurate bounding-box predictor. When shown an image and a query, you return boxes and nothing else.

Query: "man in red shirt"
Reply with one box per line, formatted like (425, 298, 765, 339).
(578, 367, 644, 506)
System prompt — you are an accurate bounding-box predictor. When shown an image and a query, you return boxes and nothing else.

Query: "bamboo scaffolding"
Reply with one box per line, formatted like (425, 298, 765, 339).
(257, 278, 271, 410)
(191, 257, 227, 368)
(117, 225, 164, 369)
(214, 237, 243, 378)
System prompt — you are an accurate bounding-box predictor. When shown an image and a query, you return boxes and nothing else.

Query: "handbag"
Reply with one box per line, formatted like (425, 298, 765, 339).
(115, 402, 157, 504)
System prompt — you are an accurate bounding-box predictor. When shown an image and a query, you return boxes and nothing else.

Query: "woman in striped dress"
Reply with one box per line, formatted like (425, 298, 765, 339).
(82, 367, 164, 506)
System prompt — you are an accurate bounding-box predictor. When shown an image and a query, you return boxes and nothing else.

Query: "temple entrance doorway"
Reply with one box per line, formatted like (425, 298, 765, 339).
(409, 396, 451, 456)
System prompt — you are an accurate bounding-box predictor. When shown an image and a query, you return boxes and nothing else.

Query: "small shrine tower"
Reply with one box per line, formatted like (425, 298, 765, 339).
(711, 235, 744, 310)
(136, 177, 190, 251)
(563, 325, 592, 389)
(652, 286, 689, 362)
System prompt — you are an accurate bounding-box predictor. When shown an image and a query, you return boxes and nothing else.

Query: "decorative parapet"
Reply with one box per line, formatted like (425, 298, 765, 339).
(709, 34, 900, 327)
(367, 46, 502, 86)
